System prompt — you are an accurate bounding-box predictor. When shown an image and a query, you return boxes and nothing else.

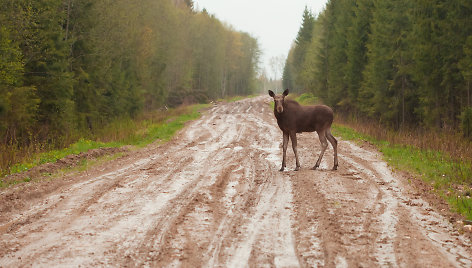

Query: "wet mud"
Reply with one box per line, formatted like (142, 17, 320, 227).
(0, 96, 471, 267)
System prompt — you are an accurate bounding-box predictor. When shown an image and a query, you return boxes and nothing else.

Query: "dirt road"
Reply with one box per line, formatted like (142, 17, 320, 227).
(1, 96, 471, 267)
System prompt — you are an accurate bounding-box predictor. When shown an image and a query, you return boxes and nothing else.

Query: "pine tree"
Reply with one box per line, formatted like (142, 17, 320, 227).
(282, 47, 295, 90)
(13, 0, 75, 140)
(411, 0, 457, 128)
(0, 25, 39, 143)
(360, 0, 414, 128)
(322, 0, 355, 109)
(292, 6, 315, 92)
(344, 0, 373, 114)
(0, 0, 262, 152)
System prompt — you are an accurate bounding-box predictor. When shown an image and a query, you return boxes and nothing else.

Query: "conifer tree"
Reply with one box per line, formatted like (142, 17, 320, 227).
(282, 47, 296, 90)
(321, 0, 354, 109)
(0, 25, 39, 143)
(0, 0, 261, 151)
(292, 6, 315, 92)
(344, 0, 373, 114)
(361, 0, 414, 128)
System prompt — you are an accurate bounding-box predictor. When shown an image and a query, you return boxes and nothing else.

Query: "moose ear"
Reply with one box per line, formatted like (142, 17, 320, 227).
(268, 90, 275, 97)
(283, 89, 289, 96)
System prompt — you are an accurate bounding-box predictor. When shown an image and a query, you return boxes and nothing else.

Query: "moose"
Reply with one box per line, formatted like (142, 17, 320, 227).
(269, 89, 338, 171)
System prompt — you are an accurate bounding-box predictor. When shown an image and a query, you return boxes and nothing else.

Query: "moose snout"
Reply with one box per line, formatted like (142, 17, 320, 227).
(277, 106, 283, 113)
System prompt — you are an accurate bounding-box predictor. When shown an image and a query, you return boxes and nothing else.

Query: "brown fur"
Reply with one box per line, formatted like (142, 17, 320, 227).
(269, 89, 338, 171)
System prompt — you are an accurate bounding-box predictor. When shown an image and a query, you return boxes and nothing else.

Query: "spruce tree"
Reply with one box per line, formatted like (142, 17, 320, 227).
(292, 6, 315, 92)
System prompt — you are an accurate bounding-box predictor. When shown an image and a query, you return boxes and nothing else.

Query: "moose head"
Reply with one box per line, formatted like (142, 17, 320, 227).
(268, 89, 289, 114)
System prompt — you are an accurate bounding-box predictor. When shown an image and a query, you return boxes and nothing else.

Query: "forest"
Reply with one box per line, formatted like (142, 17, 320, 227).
(284, 0, 472, 134)
(0, 0, 260, 154)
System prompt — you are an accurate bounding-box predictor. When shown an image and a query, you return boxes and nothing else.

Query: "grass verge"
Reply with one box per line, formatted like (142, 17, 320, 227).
(292, 93, 472, 220)
(1, 103, 209, 183)
(332, 124, 472, 220)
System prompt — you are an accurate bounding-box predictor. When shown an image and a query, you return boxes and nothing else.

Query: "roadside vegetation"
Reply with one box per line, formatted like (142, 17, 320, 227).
(285, 0, 472, 221)
(296, 93, 472, 220)
(1, 93, 252, 186)
(0, 103, 208, 183)
(0, 0, 260, 180)
(285, 2, 472, 135)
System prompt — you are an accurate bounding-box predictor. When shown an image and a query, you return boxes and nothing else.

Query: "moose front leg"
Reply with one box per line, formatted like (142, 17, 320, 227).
(280, 132, 289, 171)
(290, 131, 300, 171)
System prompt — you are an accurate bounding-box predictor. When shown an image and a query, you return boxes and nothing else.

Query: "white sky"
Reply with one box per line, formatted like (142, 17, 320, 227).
(193, 0, 328, 79)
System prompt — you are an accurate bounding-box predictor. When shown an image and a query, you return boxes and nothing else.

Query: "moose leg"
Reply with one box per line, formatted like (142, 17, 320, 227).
(326, 129, 338, 170)
(313, 130, 328, 170)
(290, 131, 301, 171)
(280, 132, 289, 171)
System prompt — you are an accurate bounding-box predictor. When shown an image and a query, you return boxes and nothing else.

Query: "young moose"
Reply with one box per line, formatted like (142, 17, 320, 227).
(269, 89, 338, 171)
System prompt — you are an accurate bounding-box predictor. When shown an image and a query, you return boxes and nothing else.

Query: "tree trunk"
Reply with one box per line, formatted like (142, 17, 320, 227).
(402, 75, 405, 127)
(221, 67, 227, 98)
(468, 80, 471, 107)
(65, 0, 72, 41)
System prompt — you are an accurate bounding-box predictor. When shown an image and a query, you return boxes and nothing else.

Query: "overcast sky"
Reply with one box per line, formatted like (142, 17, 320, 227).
(193, 0, 328, 79)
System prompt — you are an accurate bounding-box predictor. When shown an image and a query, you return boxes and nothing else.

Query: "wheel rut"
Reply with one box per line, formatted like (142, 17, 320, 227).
(0, 96, 471, 267)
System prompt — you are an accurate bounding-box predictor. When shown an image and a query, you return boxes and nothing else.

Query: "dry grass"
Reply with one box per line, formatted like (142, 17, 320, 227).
(333, 116, 472, 219)
(336, 115, 472, 165)
(0, 104, 207, 177)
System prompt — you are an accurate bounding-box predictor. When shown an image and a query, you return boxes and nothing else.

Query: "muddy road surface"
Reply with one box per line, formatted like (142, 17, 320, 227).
(1, 96, 471, 267)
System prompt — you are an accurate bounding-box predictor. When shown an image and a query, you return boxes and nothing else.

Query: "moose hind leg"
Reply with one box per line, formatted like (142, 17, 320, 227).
(313, 130, 328, 170)
(280, 132, 289, 171)
(290, 132, 300, 171)
(326, 129, 338, 170)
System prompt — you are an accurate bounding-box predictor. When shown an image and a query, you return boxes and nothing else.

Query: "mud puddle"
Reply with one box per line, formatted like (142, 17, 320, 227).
(0, 96, 471, 267)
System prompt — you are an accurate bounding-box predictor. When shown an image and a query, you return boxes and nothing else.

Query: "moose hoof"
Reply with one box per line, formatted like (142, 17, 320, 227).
(279, 167, 285, 172)
(332, 166, 338, 171)
(311, 165, 318, 170)
(294, 166, 300, 171)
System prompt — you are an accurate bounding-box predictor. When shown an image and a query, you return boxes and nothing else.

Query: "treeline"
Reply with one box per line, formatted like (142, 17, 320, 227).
(284, 0, 472, 134)
(0, 0, 260, 147)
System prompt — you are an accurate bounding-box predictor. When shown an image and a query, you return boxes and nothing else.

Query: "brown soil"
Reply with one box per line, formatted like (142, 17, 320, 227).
(0, 96, 471, 267)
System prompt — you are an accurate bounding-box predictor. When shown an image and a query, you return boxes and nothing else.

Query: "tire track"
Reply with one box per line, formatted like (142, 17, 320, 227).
(1, 96, 472, 267)
(151, 97, 300, 267)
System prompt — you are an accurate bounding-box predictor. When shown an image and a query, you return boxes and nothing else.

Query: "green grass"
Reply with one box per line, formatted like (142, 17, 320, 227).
(331, 124, 373, 142)
(1, 103, 209, 183)
(8, 139, 112, 175)
(55, 152, 125, 178)
(278, 93, 472, 219)
(332, 123, 472, 220)
(136, 104, 207, 146)
(295, 93, 320, 105)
